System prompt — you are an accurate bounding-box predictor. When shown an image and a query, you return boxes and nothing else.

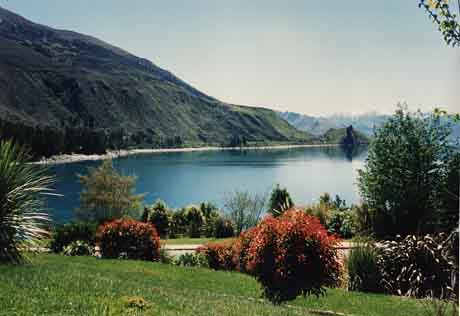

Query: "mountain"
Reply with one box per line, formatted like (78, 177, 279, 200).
(0, 7, 311, 157)
(278, 111, 390, 137)
(319, 126, 370, 145)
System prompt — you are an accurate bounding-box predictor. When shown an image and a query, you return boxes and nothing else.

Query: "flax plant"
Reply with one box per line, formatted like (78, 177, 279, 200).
(0, 140, 54, 263)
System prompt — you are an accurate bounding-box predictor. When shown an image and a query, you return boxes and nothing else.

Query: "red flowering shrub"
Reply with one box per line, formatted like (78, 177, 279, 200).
(245, 209, 342, 303)
(197, 241, 235, 270)
(97, 218, 160, 261)
(231, 227, 258, 273)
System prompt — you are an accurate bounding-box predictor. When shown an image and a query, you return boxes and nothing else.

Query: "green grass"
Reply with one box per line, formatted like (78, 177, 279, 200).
(161, 237, 234, 246)
(0, 254, 432, 316)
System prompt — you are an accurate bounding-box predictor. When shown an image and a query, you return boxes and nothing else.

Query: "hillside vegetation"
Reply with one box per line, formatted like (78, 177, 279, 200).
(0, 7, 311, 157)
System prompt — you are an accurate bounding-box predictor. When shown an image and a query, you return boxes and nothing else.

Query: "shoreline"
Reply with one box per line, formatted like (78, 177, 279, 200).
(33, 143, 342, 165)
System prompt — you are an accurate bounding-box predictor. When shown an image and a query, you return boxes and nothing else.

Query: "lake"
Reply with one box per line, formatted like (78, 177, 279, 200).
(46, 146, 368, 223)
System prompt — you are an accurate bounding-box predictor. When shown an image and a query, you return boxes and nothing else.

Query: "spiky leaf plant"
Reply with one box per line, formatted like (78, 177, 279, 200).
(0, 140, 54, 263)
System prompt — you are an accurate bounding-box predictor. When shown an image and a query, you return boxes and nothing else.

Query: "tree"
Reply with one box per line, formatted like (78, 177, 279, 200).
(268, 184, 294, 216)
(76, 160, 144, 222)
(142, 200, 171, 236)
(0, 140, 54, 263)
(358, 106, 456, 237)
(223, 190, 267, 235)
(183, 205, 205, 238)
(419, 0, 460, 47)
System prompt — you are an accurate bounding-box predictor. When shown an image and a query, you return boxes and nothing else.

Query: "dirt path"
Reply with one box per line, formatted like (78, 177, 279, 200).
(163, 241, 357, 257)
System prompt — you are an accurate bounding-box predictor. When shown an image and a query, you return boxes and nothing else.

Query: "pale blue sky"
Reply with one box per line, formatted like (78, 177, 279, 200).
(1, 0, 458, 115)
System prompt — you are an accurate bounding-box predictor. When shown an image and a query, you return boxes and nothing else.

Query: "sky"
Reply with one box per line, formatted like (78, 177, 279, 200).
(1, 0, 458, 116)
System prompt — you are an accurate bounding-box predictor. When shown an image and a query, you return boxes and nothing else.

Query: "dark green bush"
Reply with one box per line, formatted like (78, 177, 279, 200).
(213, 217, 235, 238)
(184, 205, 205, 238)
(169, 209, 188, 238)
(326, 209, 356, 238)
(174, 253, 209, 268)
(97, 218, 160, 261)
(50, 221, 97, 253)
(347, 241, 381, 293)
(62, 240, 94, 256)
(377, 233, 458, 298)
(268, 184, 294, 216)
(142, 200, 171, 236)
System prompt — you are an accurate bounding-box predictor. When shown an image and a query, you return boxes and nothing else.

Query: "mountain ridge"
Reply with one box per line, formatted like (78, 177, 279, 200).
(0, 6, 311, 157)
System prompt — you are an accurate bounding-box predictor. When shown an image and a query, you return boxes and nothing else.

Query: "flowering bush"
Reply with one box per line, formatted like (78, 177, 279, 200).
(97, 218, 160, 261)
(231, 227, 258, 273)
(197, 241, 236, 270)
(245, 209, 342, 303)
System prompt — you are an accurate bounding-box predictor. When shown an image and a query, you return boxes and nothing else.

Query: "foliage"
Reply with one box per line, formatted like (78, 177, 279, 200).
(377, 233, 458, 298)
(358, 107, 457, 237)
(197, 241, 236, 271)
(351, 203, 374, 237)
(212, 217, 235, 238)
(326, 209, 356, 239)
(62, 240, 94, 257)
(437, 152, 460, 231)
(169, 208, 188, 238)
(158, 246, 174, 264)
(76, 160, 144, 223)
(97, 218, 160, 261)
(120, 296, 151, 311)
(305, 201, 333, 226)
(0, 140, 53, 263)
(199, 202, 220, 237)
(419, 0, 460, 47)
(142, 200, 171, 236)
(267, 185, 294, 216)
(223, 190, 267, 235)
(174, 252, 209, 268)
(244, 209, 342, 303)
(183, 205, 205, 238)
(347, 240, 381, 293)
(50, 221, 97, 253)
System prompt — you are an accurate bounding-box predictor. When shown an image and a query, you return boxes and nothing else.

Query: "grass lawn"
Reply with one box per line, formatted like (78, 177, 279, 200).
(161, 237, 234, 246)
(0, 254, 433, 316)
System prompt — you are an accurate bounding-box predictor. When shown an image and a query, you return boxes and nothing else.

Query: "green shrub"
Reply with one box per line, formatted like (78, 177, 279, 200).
(377, 233, 458, 298)
(268, 184, 293, 216)
(174, 252, 209, 268)
(326, 209, 356, 238)
(97, 218, 160, 261)
(169, 208, 188, 238)
(62, 240, 94, 256)
(304, 204, 330, 226)
(158, 247, 174, 264)
(213, 217, 235, 238)
(0, 140, 53, 263)
(142, 200, 171, 236)
(184, 205, 205, 238)
(347, 241, 381, 293)
(50, 221, 97, 253)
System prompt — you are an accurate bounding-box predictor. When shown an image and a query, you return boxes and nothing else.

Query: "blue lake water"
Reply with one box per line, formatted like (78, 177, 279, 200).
(46, 146, 368, 223)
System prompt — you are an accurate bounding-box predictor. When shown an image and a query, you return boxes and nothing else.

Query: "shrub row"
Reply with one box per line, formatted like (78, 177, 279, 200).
(142, 201, 234, 239)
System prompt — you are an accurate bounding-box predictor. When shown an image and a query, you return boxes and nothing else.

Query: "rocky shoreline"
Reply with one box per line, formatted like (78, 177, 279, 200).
(33, 144, 340, 165)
